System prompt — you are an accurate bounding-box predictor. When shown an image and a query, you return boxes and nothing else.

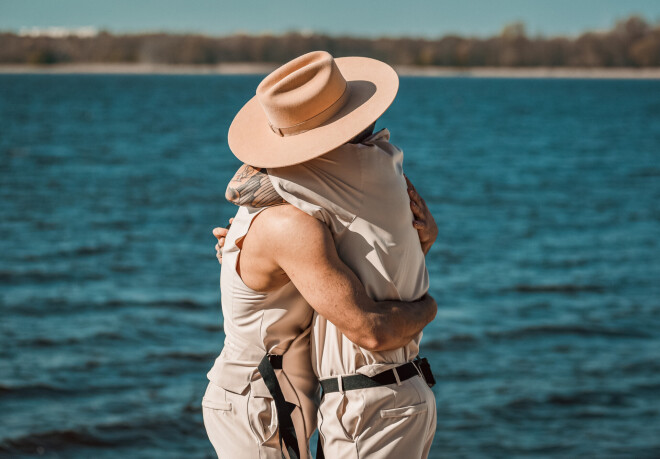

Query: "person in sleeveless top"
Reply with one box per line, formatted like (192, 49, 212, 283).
(205, 51, 439, 458)
(208, 154, 436, 459)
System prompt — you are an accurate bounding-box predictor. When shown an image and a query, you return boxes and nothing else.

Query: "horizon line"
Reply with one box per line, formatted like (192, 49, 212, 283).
(4, 15, 659, 41)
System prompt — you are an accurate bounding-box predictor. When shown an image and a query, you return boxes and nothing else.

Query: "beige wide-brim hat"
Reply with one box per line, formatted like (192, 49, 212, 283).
(228, 51, 399, 168)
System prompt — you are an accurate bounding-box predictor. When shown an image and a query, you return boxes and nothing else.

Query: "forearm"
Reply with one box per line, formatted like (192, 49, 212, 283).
(360, 294, 437, 352)
(275, 211, 437, 352)
(300, 276, 436, 352)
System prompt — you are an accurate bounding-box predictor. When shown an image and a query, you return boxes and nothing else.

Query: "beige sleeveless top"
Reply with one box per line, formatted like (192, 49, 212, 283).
(268, 129, 430, 379)
(206, 205, 318, 435)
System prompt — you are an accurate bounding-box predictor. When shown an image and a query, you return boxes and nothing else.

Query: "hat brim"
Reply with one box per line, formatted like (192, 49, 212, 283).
(227, 56, 399, 168)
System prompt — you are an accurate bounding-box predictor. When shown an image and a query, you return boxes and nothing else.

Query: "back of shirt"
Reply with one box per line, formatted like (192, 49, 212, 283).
(268, 129, 429, 378)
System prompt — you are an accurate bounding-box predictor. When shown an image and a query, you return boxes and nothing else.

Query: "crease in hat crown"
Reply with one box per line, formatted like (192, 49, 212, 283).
(227, 50, 399, 168)
(256, 51, 349, 136)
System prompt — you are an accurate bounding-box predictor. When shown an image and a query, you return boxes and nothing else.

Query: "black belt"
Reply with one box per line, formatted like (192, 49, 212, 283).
(320, 358, 435, 394)
(316, 358, 434, 459)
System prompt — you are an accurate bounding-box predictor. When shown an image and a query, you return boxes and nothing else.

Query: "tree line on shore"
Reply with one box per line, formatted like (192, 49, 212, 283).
(1, 16, 658, 67)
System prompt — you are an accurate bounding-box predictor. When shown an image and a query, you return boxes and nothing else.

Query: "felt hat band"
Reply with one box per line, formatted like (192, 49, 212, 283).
(268, 85, 350, 137)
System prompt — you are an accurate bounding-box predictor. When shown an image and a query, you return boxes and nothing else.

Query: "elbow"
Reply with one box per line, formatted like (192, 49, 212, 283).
(348, 321, 383, 351)
(346, 313, 407, 352)
(353, 327, 397, 352)
(355, 334, 383, 352)
(364, 340, 394, 352)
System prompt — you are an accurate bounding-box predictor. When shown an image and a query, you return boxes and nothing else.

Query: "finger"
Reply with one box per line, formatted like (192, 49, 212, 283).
(413, 219, 426, 230)
(407, 187, 424, 208)
(215, 243, 220, 251)
(218, 237, 225, 247)
(410, 200, 424, 219)
(407, 185, 422, 205)
(213, 227, 229, 239)
(229, 218, 234, 224)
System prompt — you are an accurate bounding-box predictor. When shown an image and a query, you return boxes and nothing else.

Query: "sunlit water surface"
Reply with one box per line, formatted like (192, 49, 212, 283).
(1, 75, 659, 458)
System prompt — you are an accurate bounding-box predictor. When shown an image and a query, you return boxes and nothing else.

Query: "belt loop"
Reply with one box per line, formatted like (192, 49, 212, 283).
(393, 367, 402, 386)
(337, 375, 344, 394)
(413, 360, 424, 379)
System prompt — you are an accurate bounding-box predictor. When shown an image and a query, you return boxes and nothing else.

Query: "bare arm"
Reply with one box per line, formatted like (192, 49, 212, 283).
(250, 206, 436, 352)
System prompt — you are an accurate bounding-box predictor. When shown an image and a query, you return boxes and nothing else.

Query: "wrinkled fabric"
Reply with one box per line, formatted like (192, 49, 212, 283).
(269, 129, 436, 457)
(268, 129, 430, 378)
(318, 376, 436, 458)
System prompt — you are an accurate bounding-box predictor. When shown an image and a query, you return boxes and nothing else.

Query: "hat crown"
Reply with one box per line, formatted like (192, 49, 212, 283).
(256, 51, 348, 132)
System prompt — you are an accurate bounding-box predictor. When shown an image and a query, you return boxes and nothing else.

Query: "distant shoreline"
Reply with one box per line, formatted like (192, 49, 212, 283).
(1, 63, 660, 79)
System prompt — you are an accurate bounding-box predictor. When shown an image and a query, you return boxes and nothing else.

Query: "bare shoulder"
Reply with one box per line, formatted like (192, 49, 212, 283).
(238, 204, 329, 291)
(249, 204, 331, 258)
(254, 205, 324, 237)
(256, 203, 311, 222)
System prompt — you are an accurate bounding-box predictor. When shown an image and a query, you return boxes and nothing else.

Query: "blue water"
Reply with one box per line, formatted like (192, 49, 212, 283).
(1, 75, 659, 458)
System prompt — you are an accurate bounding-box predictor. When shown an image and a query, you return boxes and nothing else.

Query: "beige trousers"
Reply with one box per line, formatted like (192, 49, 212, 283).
(317, 375, 436, 458)
(202, 381, 312, 459)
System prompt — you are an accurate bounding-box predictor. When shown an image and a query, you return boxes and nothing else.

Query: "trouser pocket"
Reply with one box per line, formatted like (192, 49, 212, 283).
(335, 391, 365, 441)
(380, 401, 428, 418)
(320, 376, 431, 445)
(201, 381, 233, 411)
(247, 385, 280, 447)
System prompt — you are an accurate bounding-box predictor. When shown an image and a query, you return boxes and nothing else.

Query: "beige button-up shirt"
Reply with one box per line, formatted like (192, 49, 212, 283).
(268, 129, 430, 379)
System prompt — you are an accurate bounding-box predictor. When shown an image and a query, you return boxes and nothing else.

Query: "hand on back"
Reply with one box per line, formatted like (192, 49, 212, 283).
(405, 174, 437, 255)
(212, 218, 233, 264)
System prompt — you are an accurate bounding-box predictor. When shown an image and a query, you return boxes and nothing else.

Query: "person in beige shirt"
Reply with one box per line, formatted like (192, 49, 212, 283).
(207, 163, 436, 459)
(204, 51, 438, 458)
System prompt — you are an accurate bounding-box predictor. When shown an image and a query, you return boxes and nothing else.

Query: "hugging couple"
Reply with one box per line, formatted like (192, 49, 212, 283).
(203, 50, 439, 458)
